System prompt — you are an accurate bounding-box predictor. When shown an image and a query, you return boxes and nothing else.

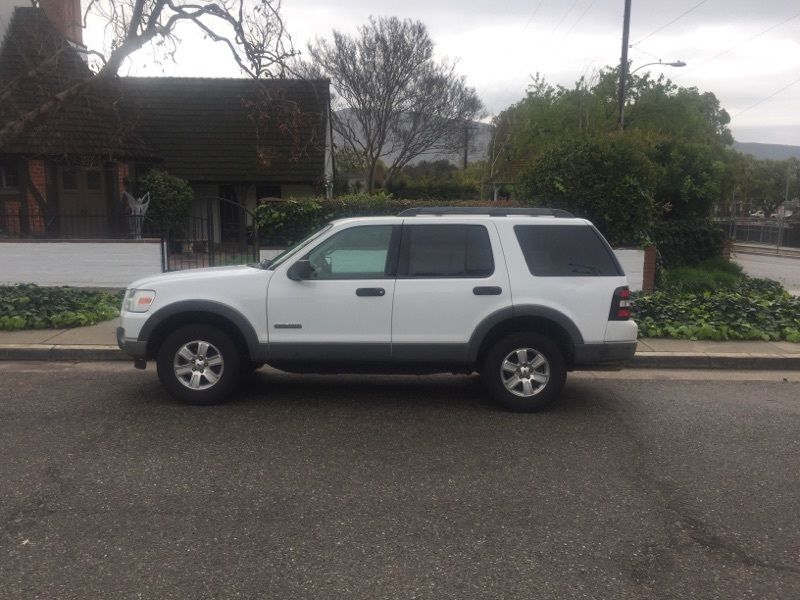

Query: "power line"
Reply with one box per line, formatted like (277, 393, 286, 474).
(686, 9, 800, 72)
(545, 0, 580, 43)
(733, 75, 800, 118)
(561, 0, 600, 41)
(631, 0, 710, 47)
(522, 0, 547, 32)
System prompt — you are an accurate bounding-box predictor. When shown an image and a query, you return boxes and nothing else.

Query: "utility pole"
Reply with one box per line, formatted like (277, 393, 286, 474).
(617, 0, 632, 129)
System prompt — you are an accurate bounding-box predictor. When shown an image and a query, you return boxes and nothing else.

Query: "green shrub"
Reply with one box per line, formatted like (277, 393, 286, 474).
(651, 218, 727, 268)
(515, 135, 658, 247)
(136, 169, 194, 239)
(632, 277, 800, 342)
(0, 285, 122, 330)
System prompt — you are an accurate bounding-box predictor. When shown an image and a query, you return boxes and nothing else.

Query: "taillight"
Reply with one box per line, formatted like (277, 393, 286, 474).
(609, 286, 631, 321)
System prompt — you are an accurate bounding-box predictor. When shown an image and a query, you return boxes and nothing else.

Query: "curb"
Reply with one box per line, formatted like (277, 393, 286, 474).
(0, 344, 129, 362)
(629, 352, 800, 370)
(2, 344, 800, 370)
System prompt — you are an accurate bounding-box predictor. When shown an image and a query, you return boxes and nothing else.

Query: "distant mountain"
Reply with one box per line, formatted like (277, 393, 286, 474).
(333, 109, 492, 167)
(733, 141, 800, 161)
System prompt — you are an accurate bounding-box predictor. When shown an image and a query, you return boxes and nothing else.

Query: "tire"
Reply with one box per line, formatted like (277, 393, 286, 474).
(156, 324, 241, 405)
(481, 331, 567, 412)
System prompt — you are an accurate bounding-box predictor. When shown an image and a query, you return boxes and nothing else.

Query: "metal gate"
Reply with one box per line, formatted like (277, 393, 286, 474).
(162, 196, 260, 271)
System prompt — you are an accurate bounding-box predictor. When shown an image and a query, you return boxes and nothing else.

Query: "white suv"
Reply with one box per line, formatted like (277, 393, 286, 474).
(118, 207, 637, 411)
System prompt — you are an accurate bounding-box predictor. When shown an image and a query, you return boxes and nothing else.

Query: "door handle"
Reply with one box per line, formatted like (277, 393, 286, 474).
(356, 287, 386, 297)
(473, 286, 502, 295)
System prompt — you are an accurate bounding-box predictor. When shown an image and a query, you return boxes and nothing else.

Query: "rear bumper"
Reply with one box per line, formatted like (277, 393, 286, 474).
(572, 341, 637, 370)
(116, 326, 147, 359)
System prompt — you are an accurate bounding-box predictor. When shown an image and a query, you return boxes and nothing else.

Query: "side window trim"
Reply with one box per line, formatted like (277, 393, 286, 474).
(397, 223, 495, 279)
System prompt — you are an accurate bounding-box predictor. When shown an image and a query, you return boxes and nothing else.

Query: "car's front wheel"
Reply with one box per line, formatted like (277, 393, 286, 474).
(156, 324, 241, 405)
(481, 332, 566, 412)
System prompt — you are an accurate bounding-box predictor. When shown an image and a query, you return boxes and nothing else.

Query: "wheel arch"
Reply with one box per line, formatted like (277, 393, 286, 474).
(138, 301, 262, 361)
(469, 306, 583, 367)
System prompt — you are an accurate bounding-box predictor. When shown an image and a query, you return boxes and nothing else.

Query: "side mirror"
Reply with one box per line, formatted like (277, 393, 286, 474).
(287, 259, 313, 281)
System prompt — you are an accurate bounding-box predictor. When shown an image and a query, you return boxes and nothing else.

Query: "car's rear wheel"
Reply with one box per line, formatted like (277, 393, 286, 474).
(156, 324, 241, 405)
(481, 332, 566, 412)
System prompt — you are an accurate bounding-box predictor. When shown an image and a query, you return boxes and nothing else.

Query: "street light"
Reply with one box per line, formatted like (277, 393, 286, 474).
(630, 60, 687, 76)
(619, 60, 687, 128)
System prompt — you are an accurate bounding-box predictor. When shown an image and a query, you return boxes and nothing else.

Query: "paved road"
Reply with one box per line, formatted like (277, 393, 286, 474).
(734, 252, 800, 295)
(1, 363, 799, 600)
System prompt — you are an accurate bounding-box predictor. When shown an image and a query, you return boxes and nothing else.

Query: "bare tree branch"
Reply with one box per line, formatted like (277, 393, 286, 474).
(307, 16, 483, 192)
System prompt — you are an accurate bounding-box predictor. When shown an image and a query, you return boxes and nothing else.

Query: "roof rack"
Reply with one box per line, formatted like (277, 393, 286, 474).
(397, 207, 575, 218)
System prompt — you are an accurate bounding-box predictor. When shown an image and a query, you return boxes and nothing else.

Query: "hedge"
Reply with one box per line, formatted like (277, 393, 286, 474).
(255, 195, 521, 245)
(651, 218, 727, 268)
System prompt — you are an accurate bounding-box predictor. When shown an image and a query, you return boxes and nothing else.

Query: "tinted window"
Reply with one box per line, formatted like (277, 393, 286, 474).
(514, 225, 622, 276)
(306, 225, 394, 279)
(400, 224, 494, 278)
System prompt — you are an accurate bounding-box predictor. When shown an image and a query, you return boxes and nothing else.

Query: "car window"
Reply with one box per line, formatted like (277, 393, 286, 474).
(399, 224, 494, 278)
(305, 225, 394, 279)
(514, 225, 622, 276)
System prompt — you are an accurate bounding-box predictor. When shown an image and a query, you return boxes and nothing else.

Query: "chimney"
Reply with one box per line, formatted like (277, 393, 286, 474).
(39, 0, 83, 46)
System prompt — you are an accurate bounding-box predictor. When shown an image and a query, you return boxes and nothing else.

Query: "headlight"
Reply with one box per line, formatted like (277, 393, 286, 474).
(123, 289, 156, 313)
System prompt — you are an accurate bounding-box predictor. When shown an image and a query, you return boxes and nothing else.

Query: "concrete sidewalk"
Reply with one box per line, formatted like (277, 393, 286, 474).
(1, 317, 799, 369)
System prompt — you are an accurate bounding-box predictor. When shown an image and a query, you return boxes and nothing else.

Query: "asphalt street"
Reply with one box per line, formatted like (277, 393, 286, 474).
(734, 252, 800, 295)
(1, 363, 799, 600)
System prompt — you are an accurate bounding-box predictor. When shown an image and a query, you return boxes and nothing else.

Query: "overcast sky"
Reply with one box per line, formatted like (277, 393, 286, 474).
(97, 0, 800, 145)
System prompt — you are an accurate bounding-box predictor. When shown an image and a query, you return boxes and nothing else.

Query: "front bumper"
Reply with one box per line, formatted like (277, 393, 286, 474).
(116, 326, 147, 359)
(572, 340, 637, 370)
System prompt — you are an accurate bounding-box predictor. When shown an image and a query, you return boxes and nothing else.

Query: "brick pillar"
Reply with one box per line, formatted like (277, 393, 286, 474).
(118, 162, 130, 203)
(26, 159, 47, 234)
(642, 245, 657, 293)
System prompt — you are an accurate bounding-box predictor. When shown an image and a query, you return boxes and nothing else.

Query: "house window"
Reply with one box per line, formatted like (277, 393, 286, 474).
(0, 160, 19, 189)
(256, 184, 281, 200)
(62, 169, 78, 190)
(86, 170, 102, 190)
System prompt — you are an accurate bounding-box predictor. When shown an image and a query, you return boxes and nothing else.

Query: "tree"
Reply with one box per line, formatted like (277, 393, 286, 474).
(0, 0, 296, 148)
(307, 16, 483, 192)
(494, 68, 735, 220)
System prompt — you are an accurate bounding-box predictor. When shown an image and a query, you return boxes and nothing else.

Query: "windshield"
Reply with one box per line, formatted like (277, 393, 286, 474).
(266, 224, 334, 270)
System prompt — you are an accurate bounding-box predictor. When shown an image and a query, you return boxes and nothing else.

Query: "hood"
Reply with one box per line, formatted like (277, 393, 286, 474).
(128, 264, 270, 290)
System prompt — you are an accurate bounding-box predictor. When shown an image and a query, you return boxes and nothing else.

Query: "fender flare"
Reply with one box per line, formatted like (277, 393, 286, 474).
(467, 305, 584, 363)
(137, 300, 263, 360)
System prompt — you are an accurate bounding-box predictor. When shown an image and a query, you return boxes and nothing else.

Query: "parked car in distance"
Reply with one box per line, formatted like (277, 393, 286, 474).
(117, 207, 638, 411)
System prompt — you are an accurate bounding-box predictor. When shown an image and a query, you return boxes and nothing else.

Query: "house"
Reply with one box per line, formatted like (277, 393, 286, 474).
(0, 1, 332, 246)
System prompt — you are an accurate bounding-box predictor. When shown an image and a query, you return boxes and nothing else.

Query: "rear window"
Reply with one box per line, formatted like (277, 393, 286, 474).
(399, 224, 494, 278)
(514, 225, 622, 276)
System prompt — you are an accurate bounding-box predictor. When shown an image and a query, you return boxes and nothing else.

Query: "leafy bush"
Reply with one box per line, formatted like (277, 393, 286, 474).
(135, 169, 194, 239)
(515, 135, 658, 247)
(633, 279, 800, 342)
(0, 285, 122, 330)
(651, 218, 727, 268)
(659, 258, 743, 293)
(256, 196, 521, 245)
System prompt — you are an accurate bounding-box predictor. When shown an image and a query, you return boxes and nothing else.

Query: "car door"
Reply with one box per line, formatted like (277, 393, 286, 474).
(266, 222, 400, 363)
(391, 220, 510, 363)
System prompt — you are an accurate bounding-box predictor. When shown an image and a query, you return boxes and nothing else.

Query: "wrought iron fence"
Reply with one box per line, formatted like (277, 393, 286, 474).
(723, 217, 800, 249)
